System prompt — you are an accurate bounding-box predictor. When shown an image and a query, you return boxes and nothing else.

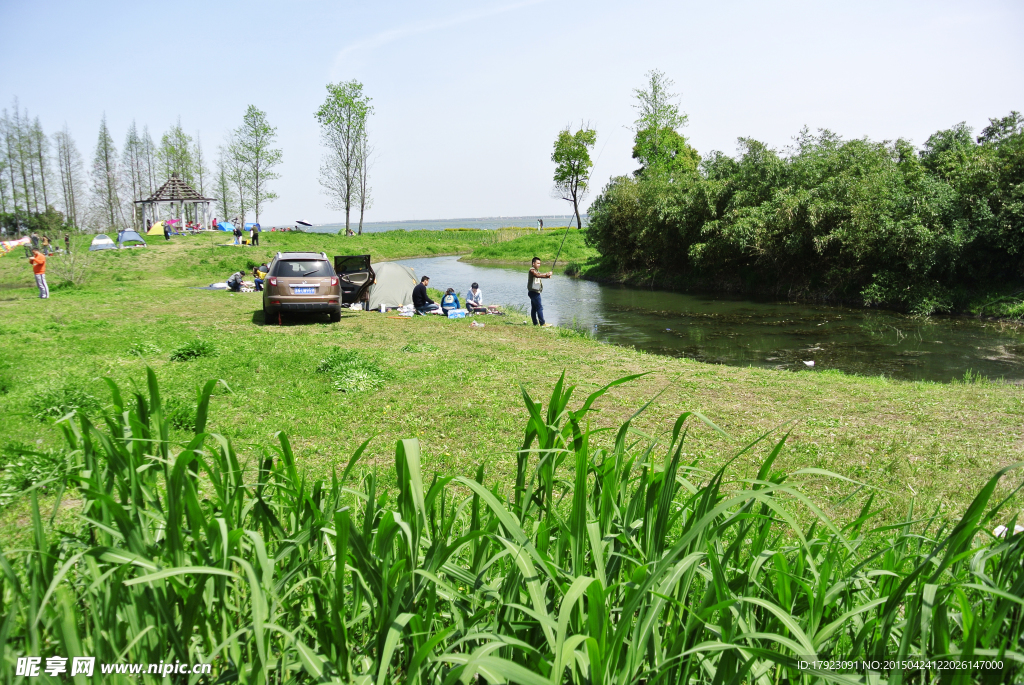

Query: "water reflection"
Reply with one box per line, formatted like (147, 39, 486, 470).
(392, 256, 1024, 383)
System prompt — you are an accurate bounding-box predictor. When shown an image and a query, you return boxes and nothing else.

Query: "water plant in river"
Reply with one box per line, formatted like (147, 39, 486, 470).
(1, 370, 1021, 683)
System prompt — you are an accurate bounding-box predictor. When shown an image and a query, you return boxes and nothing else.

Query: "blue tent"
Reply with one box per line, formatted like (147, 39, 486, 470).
(117, 230, 147, 247)
(217, 222, 234, 232)
(244, 222, 260, 231)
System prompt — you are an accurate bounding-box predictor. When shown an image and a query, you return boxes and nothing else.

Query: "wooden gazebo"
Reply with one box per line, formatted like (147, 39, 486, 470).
(135, 173, 215, 231)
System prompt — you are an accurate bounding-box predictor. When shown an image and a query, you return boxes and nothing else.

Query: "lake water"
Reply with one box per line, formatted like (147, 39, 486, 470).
(294, 215, 585, 234)
(394, 255, 1024, 383)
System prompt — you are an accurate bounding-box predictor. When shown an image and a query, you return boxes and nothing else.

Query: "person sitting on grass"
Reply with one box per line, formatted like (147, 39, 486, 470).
(227, 270, 245, 292)
(465, 282, 486, 313)
(441, 287, 461, 315)
(252, 265, 264, 291)
(412, 275, 439, 315)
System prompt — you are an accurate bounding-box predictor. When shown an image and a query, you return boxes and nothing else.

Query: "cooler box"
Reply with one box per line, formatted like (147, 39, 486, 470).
(447, 309, 468, 319)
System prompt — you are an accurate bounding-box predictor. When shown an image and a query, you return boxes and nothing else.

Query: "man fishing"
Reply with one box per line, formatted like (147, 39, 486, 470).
(527, 256, 552, 326)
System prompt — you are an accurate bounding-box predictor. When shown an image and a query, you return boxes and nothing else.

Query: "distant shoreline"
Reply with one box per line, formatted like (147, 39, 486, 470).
(274, 215, 588, 234)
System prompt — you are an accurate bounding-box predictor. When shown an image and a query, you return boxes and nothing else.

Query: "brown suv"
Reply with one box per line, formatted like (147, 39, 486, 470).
(262, 251, 342, 323)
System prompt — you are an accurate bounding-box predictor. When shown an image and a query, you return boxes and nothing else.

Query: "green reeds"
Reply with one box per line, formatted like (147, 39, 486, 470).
(1, 368, 1021, 684)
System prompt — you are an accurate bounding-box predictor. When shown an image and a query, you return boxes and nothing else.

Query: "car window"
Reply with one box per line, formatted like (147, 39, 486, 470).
(274, 260, 334, 277)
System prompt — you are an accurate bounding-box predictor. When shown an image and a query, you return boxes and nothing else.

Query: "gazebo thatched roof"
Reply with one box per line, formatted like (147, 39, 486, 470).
(136, 173, 214, 203)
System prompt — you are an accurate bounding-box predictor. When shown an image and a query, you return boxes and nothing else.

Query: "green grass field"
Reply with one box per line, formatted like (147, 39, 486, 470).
(1, 229, 1023, 683)
(0, 230, 1021, 531)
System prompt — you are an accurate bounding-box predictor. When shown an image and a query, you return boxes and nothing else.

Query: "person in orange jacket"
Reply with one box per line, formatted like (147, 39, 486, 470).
(28, 248, 48, 299)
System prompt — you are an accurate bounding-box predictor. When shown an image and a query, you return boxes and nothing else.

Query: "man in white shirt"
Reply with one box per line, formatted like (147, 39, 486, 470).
(466, 282, 486, 313)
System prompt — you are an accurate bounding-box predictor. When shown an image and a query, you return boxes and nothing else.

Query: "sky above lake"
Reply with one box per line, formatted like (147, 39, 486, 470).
(1, 0, 1021, 226)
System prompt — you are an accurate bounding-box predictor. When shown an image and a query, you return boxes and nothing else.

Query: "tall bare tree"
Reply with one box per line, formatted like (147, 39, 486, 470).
(222, 133, 250, 227)
(122, 121, 148, 229)
(356, 130, 373, 234)
(232, 106, 281, 224)
(315, 80, 372, 234)
(90, 114, 125, 231)
(0, 109, 21, 225)
(54, 124, 87, 230)
(141, 125, 156, 195)
(31, 117, 50, 211)
(193, 134, 208, 195)
(214, 151, 236, 224)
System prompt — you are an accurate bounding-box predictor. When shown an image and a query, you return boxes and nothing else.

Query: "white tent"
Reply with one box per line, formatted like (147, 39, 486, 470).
(89, 234, 116, 251)
(367, 262, 417, 309)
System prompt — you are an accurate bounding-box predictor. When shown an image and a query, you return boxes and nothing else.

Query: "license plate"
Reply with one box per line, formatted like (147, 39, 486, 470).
(294, 287, 315, 294)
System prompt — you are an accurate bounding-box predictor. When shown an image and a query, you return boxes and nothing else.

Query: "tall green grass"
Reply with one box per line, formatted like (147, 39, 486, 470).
(1, 370, 1021, 684)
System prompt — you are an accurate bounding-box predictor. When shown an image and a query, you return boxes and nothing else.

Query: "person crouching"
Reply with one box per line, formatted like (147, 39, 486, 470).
(412, 276, 439, 314)
(227, 270, 245, 292)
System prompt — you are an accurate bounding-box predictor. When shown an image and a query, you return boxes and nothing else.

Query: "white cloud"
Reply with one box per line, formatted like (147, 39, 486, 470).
(330, 0, 547, 76)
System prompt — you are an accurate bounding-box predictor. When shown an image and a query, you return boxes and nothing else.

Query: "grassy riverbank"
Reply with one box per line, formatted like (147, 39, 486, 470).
(0, 231, 1021, 533)
(464, 228, 598, 266)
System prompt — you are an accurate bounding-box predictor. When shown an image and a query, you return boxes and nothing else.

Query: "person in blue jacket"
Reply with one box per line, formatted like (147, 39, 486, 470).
(441, 287, 461, 314)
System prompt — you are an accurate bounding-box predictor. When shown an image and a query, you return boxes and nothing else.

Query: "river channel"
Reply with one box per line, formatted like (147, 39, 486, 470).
(393, 255, 1024, 383)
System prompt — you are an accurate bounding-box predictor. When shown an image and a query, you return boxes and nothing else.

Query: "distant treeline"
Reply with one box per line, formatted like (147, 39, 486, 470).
(586, 111, 1024, 314)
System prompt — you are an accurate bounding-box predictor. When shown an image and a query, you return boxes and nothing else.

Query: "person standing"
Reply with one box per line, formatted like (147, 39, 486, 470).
(233, 225, 242, 245)
(63, 233, 70, 253)
(251, 223, 260, 246)
(29, 248, 48, 299)
(41, 235, 51, 255)
(30, 232, 40, 251)
(527, 256, 552, 326)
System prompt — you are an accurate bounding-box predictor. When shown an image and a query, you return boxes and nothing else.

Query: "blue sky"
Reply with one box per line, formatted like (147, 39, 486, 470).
(1, 0, 1021, 225)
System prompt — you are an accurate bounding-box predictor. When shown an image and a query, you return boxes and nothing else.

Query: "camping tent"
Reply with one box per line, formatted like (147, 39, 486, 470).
(146, 221, 165, 236)
(217, 221, 234, 232)
(367, 262, 417, 310)
(118, 231, 147, 247)
(89, 234, 116, 251)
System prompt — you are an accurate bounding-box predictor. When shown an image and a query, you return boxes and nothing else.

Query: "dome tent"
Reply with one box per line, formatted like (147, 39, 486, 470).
(367, 262, 417, 310)
(118, 230, 147, 248)
(89, 234, 116, 251)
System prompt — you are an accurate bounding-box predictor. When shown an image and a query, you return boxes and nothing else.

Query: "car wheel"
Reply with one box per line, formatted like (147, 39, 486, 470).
(329, 311, 341, 323)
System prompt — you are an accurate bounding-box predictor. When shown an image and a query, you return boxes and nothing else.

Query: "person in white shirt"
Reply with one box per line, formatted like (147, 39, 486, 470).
(466, 282, 486, 313)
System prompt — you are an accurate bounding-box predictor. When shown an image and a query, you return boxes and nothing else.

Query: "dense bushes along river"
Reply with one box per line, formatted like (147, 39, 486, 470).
(2, 370, 1021, 683)
(586, 112, 1024, 315)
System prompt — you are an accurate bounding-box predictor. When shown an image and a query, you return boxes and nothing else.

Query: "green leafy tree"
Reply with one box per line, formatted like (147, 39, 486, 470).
(233, 105, 281, 224)
(552, 124, 596, 230)
(631, 69, 688, 175)
(316, 80, 373, 234)
(159, 119, 195, 184)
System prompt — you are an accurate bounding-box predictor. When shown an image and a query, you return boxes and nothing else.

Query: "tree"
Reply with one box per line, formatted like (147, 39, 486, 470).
(222, 133, 250, 226)
(122, 121, 148, 229)
(159, 119, 195, 184)
(30, 117, 50, 211)
(356, 129, 373, 233)
(551, 124, 596, 230)
(631, 69, 688, 176)
(141, 126, 157, 196)
(54, 124, 87, 230)
(0, 108, 21, 225)
(232, 106, 281, 224)
(193, 134, 209, 196)
(315, 80, 372, 234)
(214, 151, 236, 223)
(90, 115, 125, 231)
